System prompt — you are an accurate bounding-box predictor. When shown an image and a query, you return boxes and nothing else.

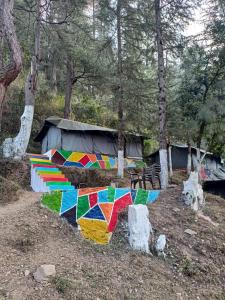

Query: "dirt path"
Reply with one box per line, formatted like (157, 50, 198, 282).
(0, 192, 41, 219)
(0, 188, 224, 300)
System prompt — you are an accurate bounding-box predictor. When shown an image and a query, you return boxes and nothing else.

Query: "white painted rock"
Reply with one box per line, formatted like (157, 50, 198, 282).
(128, 204, 152, 253)
(33, 265, 56, 282)
(155, 234, 166, 256)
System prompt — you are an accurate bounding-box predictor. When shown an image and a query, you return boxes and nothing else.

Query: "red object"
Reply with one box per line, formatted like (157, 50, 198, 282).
(99, 161, 106, 169)
(79, 155, 90, 166)
(108, 194, 132, 232)
(32, 164, 56, 168)
(42, 177, 69, 182)
(89, 193, 98, 207)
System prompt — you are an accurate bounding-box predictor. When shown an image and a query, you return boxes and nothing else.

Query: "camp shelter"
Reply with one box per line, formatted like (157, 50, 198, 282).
(146, 144, 223, 171)
(34, 116, 144, 158)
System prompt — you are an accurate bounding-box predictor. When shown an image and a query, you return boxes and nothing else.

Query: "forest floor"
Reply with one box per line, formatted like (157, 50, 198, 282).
(0, 165, 225, 299)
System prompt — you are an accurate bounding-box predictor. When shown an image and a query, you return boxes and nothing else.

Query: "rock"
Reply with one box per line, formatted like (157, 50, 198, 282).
(197, 211, 219, 227)
(176, 293, 183, 300)
(33, 265, 56, 282)
(173, 208, 180, 213)
(184, 229, 197, 236)
(155, 234, 166, 257)
(128, 204, 152, 253)
(24, 270, 30, 277)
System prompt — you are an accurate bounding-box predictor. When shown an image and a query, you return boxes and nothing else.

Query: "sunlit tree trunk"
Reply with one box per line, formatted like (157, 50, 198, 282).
(2, 0, 41, 159)
(155, 0, 168, 189)
(0, 0, 22, 130)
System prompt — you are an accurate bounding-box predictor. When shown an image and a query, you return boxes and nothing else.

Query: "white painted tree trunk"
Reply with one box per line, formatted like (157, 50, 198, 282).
(128, 204, 152, 253)
(168, 145, 173, 177)
(159, 149, 168, 189)
(181, 171, 204, 211)
(187, 153, 192, 175)
(196, 148, 201, 173)
(1, 0, 41, 159)
(117, 149, 124, 178)
(2, 105, 34, 159)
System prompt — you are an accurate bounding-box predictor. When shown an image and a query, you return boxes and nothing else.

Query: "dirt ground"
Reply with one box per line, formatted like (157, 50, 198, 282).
(0, 185, 225, 300)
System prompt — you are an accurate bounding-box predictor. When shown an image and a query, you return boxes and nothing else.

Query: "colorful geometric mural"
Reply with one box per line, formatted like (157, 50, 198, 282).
(44, 149, 146, 169)
(41, 186, 160, 244)
(30, 155, 159, 245)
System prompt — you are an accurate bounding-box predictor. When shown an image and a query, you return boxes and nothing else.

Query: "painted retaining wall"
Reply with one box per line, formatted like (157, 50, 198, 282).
(45, 149, 146, 169)
(30, 155, 160, 245)
(41, 187, 160, 244)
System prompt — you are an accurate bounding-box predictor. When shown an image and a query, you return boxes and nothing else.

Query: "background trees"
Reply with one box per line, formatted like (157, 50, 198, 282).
(0, 0, 224, 178)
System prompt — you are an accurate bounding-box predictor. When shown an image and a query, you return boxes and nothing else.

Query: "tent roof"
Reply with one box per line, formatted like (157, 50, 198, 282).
(34, 116, 145, 142)
(146, 143, 217, 159)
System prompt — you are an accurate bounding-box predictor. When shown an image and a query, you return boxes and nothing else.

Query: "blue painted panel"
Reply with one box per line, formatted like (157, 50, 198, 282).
(97, 189, 108, 203)
(147, 190, 160, 203)
(83, 205, 105, 220)
(115, 188, 130, 200)
(60, 190, 78, 215)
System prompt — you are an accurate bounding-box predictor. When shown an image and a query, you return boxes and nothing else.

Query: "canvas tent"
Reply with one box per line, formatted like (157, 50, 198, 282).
(34, 117, 144, 158)
(146, 144, 223, 172)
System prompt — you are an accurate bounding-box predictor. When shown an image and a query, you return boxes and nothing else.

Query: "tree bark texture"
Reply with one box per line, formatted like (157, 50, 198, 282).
(168, 145, 173, 177)
(187, 142, 192, 175)
(0, 0, 22, 128)
(2, 0, 41, 159)
(64, 59, 73, 119)
(155, 0, 168, 189)
(116, 0, 125, 178)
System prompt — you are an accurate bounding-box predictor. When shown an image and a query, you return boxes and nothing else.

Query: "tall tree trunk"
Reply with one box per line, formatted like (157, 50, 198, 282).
(2, 0, 41, 159)
(195, 121, 205, 173)
(116, 0, 125, 178)
(0, 0, 22, 130)
(155, 0, 168, 189)
(93, 0, 96, 39)
(187, 142, 192, 175)
(52, 58, 58, 96)
(168, 144, 173, 177)
(64, 59, 73, 119)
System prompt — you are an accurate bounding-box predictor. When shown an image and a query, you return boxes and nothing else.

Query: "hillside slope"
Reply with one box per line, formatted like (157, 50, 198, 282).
(0, 186, 224, 300)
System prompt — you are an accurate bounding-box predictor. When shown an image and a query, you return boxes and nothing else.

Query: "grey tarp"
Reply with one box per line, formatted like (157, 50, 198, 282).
(92, 134, 118, 156)
(37, 117, 144, 158)
(62, 131, 93, 153)
(126, 138, 143, 158)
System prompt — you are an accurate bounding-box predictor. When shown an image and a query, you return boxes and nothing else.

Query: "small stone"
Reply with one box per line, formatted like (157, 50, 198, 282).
(33, 265, 56, 282)
(24, 270, 30, 276)
(184, 229, 197, 236)
(173, 208, 180, 213)
(176, 293, 183, 300)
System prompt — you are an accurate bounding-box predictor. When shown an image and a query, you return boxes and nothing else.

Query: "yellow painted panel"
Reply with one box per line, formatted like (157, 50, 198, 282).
(77, 218, 112, 245)
(101, 155, 109, 161)
(67, 152, 84, 162)
(30, 158, 50, 163)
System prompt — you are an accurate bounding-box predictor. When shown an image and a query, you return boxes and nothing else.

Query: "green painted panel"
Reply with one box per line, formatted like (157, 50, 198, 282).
(58, 149, 72, 159)
(77, 195, 90, 219)
(41, 191, 62, 213)
(134, 189, 148, 205)
(105, 161, 111, 169)
(91, 161, 100, 169)
(108, 186, 115, 203)
(46, 182, 71, 186)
